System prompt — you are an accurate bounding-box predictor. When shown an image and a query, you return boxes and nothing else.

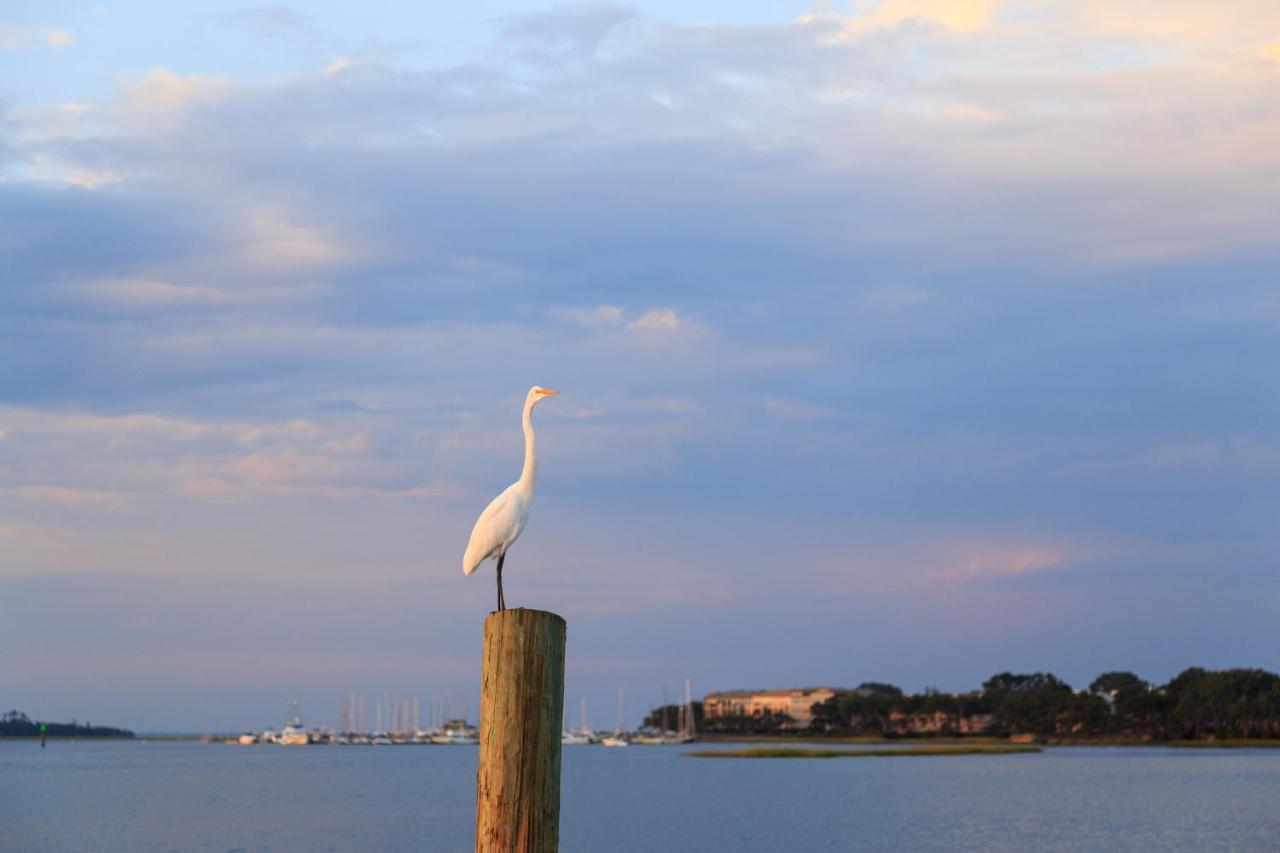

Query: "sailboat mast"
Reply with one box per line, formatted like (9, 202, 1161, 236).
(685, 678, 696, 740)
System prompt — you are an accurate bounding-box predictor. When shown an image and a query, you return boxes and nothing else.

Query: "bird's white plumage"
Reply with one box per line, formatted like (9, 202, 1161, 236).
(462, 387, 557, 590)
(462, 487, 524, 575)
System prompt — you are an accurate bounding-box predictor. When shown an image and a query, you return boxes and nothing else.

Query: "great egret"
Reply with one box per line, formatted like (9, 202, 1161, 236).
(463, 385, 559, 611)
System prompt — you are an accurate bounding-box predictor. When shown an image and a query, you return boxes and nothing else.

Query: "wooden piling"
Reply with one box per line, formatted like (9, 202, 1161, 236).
(475, 608, 566, 853)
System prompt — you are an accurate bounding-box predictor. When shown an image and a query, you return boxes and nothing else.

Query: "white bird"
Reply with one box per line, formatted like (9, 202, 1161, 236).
(463, 385, 559, 611)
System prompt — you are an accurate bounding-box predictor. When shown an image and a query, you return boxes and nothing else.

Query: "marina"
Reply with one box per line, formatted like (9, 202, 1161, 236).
(227, 682, 698, 748)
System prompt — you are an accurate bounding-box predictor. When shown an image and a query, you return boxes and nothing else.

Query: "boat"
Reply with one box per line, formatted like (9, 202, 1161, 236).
(563, 698, 595, 744)
(237, 733, 257, 745)
(634, 679, 696, 744)
(630, 730, 667, 745)
(280, 701, 309, 745)
(602, 688, 630, 747)
(431, 719, 479, 745)
(280, 723, 308, 745)
(676, 678, 697, 743)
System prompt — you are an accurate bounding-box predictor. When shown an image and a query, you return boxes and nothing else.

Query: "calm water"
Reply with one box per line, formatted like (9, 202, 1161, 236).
(3, 740, 1279, 851)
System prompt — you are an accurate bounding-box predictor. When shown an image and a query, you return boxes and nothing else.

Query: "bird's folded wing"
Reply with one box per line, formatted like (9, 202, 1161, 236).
(475, 488, 513, 527)
(463, 488, 514, 574)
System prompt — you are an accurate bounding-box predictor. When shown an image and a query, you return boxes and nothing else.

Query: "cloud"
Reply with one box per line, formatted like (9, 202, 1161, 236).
(927, 543, 1067, 586)
(764, 398, 828, 420)
(553, 305, 685, 333)
(0, 26, 73, 49)
(805, 1, 1280, 64)
(324, 57, 362, 75)
(4, 485, 131, 509)
(0, 26, 29, 49)
(805, 0, 1006, 38)
(68, 278, 328, 312)
(627, 308, 682, 332)
(867, 286, 932, 310)
(1145, 441, 1221, 469)
(1143, 438, 1280, 472)
(224, 7, 311, 38)
(502, 3, 637, 58)
(123, 67, 230, 114)
(552, 304, 625, 327)
(242, 210, 349, 272)
(0, 406, 406, 504)
(61, 168, 123, 189)
(41, 28, 73, 47)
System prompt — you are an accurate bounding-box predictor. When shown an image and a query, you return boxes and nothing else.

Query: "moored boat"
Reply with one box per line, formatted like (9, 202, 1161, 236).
(280, 701, 309, 745)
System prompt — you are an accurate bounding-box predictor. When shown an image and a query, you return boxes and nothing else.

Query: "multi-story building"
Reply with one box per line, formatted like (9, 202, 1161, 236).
(703, 688, 836, 728)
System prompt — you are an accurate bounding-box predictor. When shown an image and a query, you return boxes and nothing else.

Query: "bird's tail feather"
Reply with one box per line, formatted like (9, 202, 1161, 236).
(462, 542, 484, 576)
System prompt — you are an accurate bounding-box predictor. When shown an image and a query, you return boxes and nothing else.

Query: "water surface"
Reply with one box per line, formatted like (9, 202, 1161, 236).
(3, 741, 1278, 851)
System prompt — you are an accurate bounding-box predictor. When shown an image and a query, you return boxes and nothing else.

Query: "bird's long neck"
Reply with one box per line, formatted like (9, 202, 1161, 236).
(518, 397, 537, 492)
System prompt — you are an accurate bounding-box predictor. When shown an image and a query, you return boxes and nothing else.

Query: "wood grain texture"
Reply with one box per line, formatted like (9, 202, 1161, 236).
(475, 608, 566, 853)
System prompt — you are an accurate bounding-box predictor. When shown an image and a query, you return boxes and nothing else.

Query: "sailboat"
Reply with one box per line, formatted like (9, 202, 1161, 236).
(563, 698, 592, 744)
(600, 688, 630, 747)
(633, 686, 667, 745)
(674, 677, 697, 743)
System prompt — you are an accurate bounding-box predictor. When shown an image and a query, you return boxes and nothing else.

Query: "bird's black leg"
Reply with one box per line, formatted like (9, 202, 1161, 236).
(496, 552, 506, 612)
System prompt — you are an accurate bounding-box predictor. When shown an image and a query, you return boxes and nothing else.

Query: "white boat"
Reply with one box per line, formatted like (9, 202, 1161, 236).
(280, 722, 308, 745)
(631, 731, 667, 745)
(431, 720, 479, 745)
(431, 731, 478, 745)
(280, 701, 309, 745)
(280, 722, 307, 742)
(563, 698, 595, 744)
(600, 735, 629, 747)
(237, 733, 257, 745)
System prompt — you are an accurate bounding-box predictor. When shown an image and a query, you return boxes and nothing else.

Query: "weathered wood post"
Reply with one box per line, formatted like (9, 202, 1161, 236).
(476, 607, 566, 853)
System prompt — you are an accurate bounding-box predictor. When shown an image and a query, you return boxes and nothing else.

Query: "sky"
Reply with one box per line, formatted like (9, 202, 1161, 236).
(2, 0, 1278, 733)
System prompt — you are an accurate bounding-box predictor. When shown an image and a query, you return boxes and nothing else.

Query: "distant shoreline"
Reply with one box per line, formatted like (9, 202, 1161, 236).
(688, 745, 1042, 758)
(698, 734, 1280, 749)
(7, 734, 1280, 749)
(0, 735, 137, 742)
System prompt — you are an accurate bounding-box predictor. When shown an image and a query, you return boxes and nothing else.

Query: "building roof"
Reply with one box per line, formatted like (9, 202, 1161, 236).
(706, 687, 836, 698)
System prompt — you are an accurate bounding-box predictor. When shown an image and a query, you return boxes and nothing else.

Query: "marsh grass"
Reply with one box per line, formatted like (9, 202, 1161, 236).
(686, 745, 1042, 759)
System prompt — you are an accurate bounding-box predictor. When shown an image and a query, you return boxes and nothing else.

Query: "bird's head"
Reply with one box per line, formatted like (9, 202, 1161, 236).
(527, 385, 559, 406)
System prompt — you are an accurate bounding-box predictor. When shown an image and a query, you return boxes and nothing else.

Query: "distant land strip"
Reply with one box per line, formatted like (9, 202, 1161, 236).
(687, 745, 1042, 758)
(670, 668, 1280, 742)
(1, 710, 134, 739)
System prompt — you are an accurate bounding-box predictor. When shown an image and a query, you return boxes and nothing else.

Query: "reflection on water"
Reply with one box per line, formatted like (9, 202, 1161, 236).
(3, 740, 1279, 851)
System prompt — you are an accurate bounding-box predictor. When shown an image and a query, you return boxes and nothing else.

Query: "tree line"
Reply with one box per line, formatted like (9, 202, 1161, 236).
(641, 702, 704, 730)
(0, 709, 134, 738)
(662, 668, 1280, 740)
(811, 669, 1280, 740)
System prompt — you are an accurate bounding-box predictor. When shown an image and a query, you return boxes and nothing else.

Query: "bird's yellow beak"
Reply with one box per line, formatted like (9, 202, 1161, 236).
(542, 388, 559, 396)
